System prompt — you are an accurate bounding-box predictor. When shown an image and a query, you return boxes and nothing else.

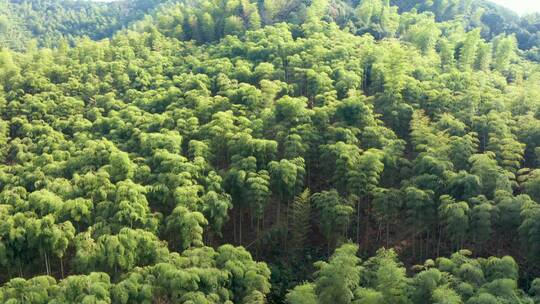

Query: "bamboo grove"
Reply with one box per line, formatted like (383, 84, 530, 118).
(0, 0, 540, 303)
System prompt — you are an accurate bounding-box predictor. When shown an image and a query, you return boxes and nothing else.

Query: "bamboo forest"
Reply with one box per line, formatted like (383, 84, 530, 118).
(1, 0, 540, 303)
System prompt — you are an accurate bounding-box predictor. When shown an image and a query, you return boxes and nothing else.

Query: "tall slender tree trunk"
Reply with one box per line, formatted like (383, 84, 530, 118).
(233, 208, 237, 244)
(262, 211, 265, 234)
(419, 232, 423, 259)
(426, 230, 430, 257)
(356, 198, 361, 244)
(285, 199, 291, 252)
(363, 198, 371, 253)
(437, 224, 442, 258)
(377, 220, 382, 242)
(386, 220, 390, 248)
(277, 192, 283, 226)
(327, 239, 331, 256)
(44, 251, 50, 276)
(239, 210, 243, 245)
(412, 228, 416, 257)
(307, 163, 312, 191)
(250, 208, 254, 229)
(60, 256, 65, 279)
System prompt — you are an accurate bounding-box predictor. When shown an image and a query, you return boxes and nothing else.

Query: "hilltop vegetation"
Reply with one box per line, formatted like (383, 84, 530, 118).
(3, 0, 540, 59)
(0, 0, 162, 50)
(1, 0, 540, 303)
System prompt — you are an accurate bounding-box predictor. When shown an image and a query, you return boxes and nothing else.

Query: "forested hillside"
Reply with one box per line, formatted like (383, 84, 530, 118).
(1, 0, 540, 303)
(390, 0, 540, 60)
(0, 0, 162, 50)
(4, 0, 540, 59)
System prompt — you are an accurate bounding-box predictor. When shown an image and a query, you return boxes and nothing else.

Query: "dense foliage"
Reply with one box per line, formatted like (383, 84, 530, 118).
(4, 0, 540, 58)
(390, 0, 540, 60)
(287, 244, 539, 304)
(1, 0, 540, 303)
(0, 0, 162, 50)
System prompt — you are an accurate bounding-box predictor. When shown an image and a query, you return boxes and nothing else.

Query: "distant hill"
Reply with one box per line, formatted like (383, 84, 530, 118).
(0, 0, 162, 50)
(2, 0, 540, 59)
(390, 0, 540, 54)
(137, 0, 540, 58)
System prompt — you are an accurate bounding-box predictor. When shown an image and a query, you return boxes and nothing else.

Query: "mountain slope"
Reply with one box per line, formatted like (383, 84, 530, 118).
(2, 0, 540, 56)
(0, 0, 540, 303)
(0, 0, 162, 50)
